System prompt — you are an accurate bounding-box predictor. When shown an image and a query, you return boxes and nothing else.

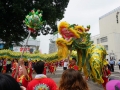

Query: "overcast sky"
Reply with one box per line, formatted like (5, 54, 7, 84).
(38, 0, 120, 54)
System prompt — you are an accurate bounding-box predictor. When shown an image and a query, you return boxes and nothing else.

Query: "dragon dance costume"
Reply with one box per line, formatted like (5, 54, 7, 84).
(56, 21, 108, 84)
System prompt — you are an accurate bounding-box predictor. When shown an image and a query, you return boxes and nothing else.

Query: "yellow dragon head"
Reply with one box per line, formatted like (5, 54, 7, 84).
(58, 21, 81, 40)
(58, 21, 90, 41)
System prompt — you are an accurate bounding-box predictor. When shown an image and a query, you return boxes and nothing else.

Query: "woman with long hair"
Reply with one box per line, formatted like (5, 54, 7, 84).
(59, 69, 89, 90)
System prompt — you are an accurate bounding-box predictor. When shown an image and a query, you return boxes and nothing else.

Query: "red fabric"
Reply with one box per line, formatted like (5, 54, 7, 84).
(102, 69, 111, 88)
(48, 63, 51, 72)
(50, 64, 55, 73)
(28, 62, 33, 81)
(68, 64, 72, 68)
(12, 62, 14, 66)
(2, 60, 6, 73)
(28, 28, 35, 32)
(17, 75, 29, 88)
(69, 65, 79, 70)
(50, 65, 53, 73)
(27, 78, 57, 90)
(28, 68, 33, 81)
(43, 68, 46, 75)
(74, 65, 79, 70)
(11, 62, 17, 78)
(60, 28, 76, 40)
(43, 63, 47, 74)
(55, 62, 58, 67)
(2, 66, 6, 70)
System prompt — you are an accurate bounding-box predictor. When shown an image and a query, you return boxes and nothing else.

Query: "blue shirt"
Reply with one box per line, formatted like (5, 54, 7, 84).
(109, 60, 115, 64)
(118, 61, 120, 65)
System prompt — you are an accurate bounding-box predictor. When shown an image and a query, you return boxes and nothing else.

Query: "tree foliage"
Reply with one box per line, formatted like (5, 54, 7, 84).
(0, 0, 69, 48)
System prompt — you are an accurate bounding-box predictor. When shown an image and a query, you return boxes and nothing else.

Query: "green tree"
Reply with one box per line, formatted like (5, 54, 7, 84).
(0, 0, 69, 48)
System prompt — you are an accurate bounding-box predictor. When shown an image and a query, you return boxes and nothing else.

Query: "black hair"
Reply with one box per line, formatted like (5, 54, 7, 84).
(33, 61, 45, 74)
(72, 58, 77, 62)
(0, 73, 21, 90)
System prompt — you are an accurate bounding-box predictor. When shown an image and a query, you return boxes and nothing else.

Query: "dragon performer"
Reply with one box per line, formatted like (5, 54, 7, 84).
(56, 21, 108, 84)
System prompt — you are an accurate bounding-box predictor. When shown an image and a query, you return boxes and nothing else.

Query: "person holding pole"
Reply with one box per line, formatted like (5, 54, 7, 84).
(17, 58, 30, 88)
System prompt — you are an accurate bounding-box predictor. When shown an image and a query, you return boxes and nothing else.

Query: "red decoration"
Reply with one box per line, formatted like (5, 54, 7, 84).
(28, 28, 35, 33)
(60, 28, 76, 40)
(20, 47, 30, 52)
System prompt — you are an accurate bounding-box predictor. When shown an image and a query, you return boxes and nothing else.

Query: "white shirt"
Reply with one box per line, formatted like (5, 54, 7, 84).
(64, 62, 68, 67)
(35, 74, 47, 79)
(7, 61, 11, 64)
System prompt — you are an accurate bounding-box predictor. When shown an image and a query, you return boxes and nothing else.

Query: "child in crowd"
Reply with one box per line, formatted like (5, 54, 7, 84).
(102, 65, 111, 90)
(69, 58, 79, 70)
(11, 59, 18, 79)
(17, 58, 30, 88)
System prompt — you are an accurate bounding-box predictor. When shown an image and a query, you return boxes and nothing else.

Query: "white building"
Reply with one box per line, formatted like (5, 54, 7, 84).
(92, 6, 120, 62)
(13, 37, 40, 53)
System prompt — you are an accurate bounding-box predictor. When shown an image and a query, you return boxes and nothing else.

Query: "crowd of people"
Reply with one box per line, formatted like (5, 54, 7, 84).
(0, 57, 89, 90)
(0, 58, 64, 75)
(0, 57, 120, 90)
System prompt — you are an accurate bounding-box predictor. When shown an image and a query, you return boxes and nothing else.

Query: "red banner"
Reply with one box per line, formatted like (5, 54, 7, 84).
(20, 47, 30, 52)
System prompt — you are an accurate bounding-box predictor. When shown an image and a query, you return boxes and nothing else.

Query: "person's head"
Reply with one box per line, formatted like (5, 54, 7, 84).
(119, 59, 120, 61)
(0, 73, 21, 90)
(71, 58, 77, 66)
(64, 59, 68, 62)
(103, 65, 108, 70)
(4, 59, 6, 61)
(34, 61, 45, 74)
(59, 69, 89, 90)
(14, 59, 18, 63)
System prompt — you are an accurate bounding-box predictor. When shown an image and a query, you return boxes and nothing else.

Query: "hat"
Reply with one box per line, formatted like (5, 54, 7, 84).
(106, 80, 120, 90)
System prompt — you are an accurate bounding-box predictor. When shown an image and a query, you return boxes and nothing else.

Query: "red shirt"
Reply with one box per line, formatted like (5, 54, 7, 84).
(43, 68, 46, 75)
(3, 60, 6, 67)
(102, 69, 111, 87)
(27, 78, 57, 90)
(69, 65, 79, 70)
(11, 62, 18, 78)
(2, 60, 7, 73)
(28, 67, 33, 80)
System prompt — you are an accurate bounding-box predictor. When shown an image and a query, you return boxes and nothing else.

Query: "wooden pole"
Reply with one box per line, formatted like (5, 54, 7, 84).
(21, 30, 31, 58)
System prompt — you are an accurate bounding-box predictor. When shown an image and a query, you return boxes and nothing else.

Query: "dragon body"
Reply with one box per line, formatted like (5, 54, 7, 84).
(56, 21, 108, 84)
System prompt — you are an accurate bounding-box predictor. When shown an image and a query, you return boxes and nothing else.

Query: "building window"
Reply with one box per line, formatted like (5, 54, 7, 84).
(100, 36, 107, 43)
(104, 45, 108, 50)
(97, 39, 100, 44)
